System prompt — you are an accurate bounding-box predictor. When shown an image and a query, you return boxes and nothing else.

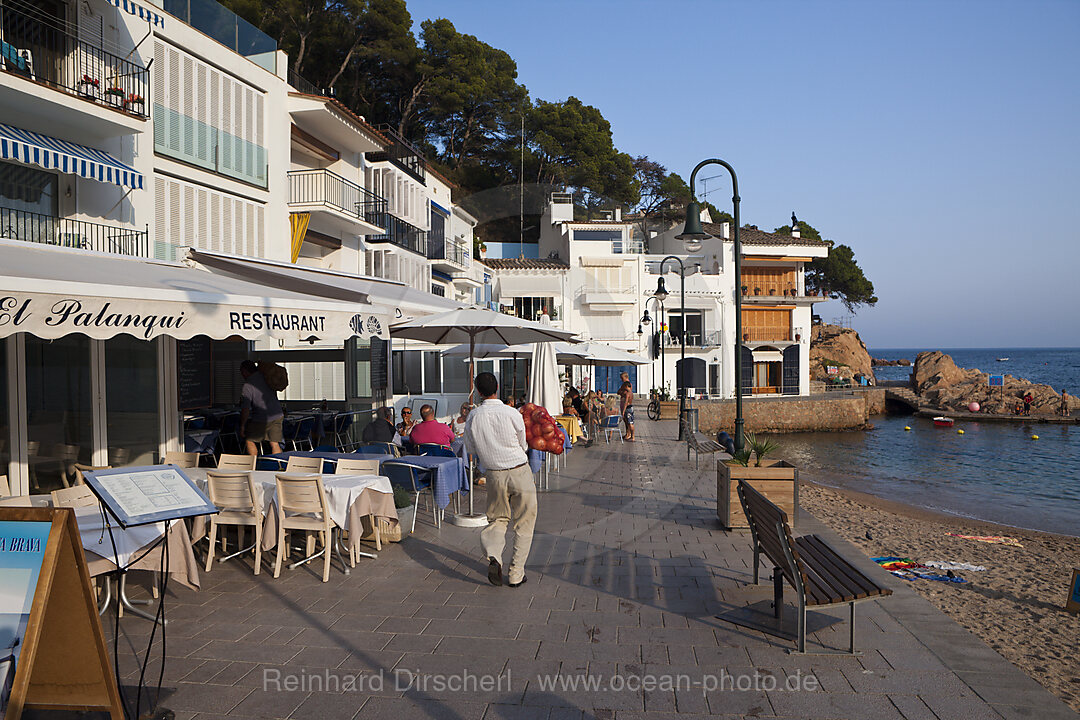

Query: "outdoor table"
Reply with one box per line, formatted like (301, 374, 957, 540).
(284, 411, 337, 446)
(184, 428, 219, 454)
(75, 505, 201, 590)
(555, 415, 584, 443)
(269, 451, 468, 509)
(187, 469, 397, 555)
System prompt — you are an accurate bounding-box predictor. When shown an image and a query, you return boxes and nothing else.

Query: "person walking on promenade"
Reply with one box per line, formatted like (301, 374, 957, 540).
(464, 371, 536, 588)
(618, 371, 635, 441)
(239, 360, 283, 456)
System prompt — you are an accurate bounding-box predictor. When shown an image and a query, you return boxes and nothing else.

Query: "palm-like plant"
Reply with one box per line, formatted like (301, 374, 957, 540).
(744, 431, 781, 467)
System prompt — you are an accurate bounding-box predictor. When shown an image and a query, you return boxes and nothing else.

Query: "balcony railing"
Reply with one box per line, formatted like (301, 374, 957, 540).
(661, 330, 722, 348)
(367, 124, 426, 183)
(743, 326, 793, 343)
(0, 0, 149, 118)
(0, 206, 149, 257)
(428, 236, 469, 266)
(288, 169, 387, 220)
(287, 67, 322, 97)
(363, 211, 427, 256)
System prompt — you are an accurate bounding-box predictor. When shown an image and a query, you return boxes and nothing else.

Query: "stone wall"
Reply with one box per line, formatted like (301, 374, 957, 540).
(695, 390, 884, 434)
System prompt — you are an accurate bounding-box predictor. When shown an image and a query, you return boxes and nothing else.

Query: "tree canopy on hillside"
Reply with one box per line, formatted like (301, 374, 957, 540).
(774, 220, 877, 313)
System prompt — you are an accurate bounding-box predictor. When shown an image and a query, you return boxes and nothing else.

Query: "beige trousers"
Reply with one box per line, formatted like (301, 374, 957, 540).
(480, 464, 537, 584)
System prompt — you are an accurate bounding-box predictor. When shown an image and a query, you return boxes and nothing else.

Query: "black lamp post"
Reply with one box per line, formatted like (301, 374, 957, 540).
(675, 158, 744, 451)
(641, 296, 666, 397)
(654, 257, 688, 439)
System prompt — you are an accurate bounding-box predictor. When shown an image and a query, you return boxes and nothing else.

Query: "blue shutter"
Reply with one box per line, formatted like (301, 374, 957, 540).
(782, 345, 800, 395)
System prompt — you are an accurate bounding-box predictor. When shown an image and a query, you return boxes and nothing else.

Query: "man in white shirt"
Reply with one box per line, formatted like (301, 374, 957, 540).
(464, 371, 536, 587)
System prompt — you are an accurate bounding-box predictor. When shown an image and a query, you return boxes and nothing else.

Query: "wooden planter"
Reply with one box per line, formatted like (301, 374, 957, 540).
(717, 459, 799, 529)
(658, 401, 679, 419)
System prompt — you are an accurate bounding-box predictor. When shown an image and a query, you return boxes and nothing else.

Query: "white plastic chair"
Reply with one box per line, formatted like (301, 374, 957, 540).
(273, 473, 335, 582)
(285, 455, 323, 473)
(217, 454, 257, 471)
(204, 470, 263, 575)
(335, 458, 381, 475)
(163, 451, 198, 468)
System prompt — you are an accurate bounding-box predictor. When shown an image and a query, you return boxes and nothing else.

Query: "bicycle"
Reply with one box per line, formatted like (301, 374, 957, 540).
(647, 397, 662, 421)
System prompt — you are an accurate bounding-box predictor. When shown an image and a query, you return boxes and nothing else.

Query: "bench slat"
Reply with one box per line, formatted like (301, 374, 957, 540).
(795, 537, 864, 603)
(799, 535, 891, 600)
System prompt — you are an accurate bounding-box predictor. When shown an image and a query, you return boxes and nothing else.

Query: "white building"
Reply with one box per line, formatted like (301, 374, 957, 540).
(486, 194, 829, 397)
(0, 0, 479, 494)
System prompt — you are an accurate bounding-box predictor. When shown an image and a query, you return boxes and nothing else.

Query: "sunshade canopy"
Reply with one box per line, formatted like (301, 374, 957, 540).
(571, 341, 649, 367)
(0, 123, 144, 190)
(0, 240, 376, 342)
(391, 308, 577, 346)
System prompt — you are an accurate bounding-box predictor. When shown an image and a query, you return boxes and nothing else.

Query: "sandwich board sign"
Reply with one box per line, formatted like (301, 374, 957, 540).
(0, 507, 122, 720)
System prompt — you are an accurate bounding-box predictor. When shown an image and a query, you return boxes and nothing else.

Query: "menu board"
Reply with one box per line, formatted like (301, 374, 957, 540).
(370, 337, 388, 392)
(81, 466, 216, 528)
(177, 336, 212, 410)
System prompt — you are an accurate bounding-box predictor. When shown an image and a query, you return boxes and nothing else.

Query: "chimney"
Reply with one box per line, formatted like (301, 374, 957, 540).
(614, 207, 621, 221)
(720, 221, 730, 239)
(791, 211, 800, 238)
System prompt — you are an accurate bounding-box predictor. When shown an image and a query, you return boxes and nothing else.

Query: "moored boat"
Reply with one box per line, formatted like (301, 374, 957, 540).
(933, 416, 955, 427)
(996, 357, 1009, 361)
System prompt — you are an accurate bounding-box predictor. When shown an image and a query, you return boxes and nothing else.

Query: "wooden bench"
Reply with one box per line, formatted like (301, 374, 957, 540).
(686, 430, 725, 469)
(734, 479, 892, 653)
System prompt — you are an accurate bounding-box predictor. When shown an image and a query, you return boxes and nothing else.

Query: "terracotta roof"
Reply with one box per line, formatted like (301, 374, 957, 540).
(702, 223, 831, 247)
(483, 258, 569, 270)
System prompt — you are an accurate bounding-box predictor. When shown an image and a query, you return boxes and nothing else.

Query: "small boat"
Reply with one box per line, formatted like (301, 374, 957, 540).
(933, 416, 955, 427)
(996, 357, 1009, 362)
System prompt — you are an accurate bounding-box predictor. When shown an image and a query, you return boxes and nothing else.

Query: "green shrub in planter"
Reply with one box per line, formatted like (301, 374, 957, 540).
(393, 486, 412, 509)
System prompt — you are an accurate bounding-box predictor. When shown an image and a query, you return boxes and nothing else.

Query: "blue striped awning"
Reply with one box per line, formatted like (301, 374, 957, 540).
(0, 124, 144, 190)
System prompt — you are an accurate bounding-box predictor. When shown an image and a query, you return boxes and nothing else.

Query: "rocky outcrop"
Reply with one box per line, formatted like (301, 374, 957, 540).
(911, 351, 1069, 414)
(872, 357, 910, 366)
(809, 324, 875, 383)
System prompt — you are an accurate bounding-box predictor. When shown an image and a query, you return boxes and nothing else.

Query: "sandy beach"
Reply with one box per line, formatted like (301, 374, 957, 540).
(801, 481, 1080, 711)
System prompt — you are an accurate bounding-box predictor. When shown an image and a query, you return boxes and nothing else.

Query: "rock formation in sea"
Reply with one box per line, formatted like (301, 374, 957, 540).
(911, 351, 1071, 414)
(809, 324, 875, 383)
(872, 357, 911, 366)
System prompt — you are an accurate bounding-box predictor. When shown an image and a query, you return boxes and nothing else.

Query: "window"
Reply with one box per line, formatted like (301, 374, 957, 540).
(431, 284, 446, 297)
(512, 297, 553, 321)
(423, 351, 441, 393)
(442, 353, 469, 394)
(499, 359, 528, 401)
(392, 350, 422, 395)
(0, 162, 58, 216)
(105, 337, 161, 466)
(668, 311, 704, 346)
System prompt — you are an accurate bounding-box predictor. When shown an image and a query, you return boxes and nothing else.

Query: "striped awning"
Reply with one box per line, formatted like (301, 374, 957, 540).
(0, 124, 144, 190)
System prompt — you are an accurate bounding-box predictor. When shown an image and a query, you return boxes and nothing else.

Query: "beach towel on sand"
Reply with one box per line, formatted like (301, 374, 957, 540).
(872, 557, 968, 583)
(945, 533, 1023, 547)
(924, 561, 987, 572)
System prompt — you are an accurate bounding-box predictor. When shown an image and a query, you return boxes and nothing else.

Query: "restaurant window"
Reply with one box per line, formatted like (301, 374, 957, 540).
(423, 352, 441, 393)
(0, 338, 8, 481)
(349, 337, 372, 399)
(499, 359, 528, 402)
(392, 350, 422, 395)
(442, 353, 468, 395)
(25, 334, 94, 494)
(105, 336, 161, 466)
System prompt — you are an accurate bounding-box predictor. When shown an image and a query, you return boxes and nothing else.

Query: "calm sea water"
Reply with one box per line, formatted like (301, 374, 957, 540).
(779, 347, 1080, 536)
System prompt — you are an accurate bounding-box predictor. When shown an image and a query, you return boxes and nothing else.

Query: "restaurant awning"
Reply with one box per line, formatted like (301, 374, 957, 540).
(0, 124, 144, 190)
(188, 249, 460, 321)
(0, 240, 384, 342)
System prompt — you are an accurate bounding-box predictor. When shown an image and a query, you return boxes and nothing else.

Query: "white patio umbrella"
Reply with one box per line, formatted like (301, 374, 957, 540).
(569, 341, 649, 395)
(527, 315, 563, 418)
(392, 308, 577, 527)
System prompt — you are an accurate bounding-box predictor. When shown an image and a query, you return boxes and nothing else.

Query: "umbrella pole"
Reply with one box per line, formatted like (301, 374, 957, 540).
(452, 331, 488, 528)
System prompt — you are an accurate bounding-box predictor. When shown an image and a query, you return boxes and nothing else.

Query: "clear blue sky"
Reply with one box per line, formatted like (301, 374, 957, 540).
(405, 0, 1080, 349)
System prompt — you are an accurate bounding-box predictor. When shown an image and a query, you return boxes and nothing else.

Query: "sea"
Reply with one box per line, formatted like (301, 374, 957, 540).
(777, 347, 1080, 537)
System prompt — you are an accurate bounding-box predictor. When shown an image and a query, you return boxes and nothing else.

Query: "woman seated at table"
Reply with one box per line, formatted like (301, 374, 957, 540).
(452, 402, 471, 437)
(561, 397, 578, 417)
(409, 404, 455, 447)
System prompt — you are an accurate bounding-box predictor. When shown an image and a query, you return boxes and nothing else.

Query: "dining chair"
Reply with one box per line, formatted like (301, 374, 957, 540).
(334, 458, 380, 475)
(217, 412, 242, 454)
(217, 454, 257, 471)
(358, 442, 398, 456)
(73, 463, 111, 486)
(0, 495, 34, 507)
(163, 451, 198, 468)
(333, 411, 363, 451)
(416, 444, 455, 458)
(380, 461, 437, 532)
(285, 455, 323, 473)
(284, 416, 316, 451)
(0, 474, 9, 497)
(51, 484, 100, 508)
(204, 470, 262, 575)
(273, 473, 334, 582)
(600, 415, 623, 443)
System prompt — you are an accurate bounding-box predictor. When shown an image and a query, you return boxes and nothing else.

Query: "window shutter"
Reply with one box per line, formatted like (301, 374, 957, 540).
(782, 345, 800, 395)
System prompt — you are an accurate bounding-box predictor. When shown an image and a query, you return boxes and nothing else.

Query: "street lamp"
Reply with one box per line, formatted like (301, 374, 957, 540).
(641, 297, 666, 397)
(655, 256, 687, 439)
(676, 157, 744, 451)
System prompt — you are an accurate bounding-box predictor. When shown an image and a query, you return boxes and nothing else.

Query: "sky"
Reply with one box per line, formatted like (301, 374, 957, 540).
(403, 0, 1080, 349)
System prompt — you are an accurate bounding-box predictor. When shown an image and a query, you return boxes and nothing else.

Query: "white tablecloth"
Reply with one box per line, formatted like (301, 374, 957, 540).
(75, 506, 166, 568)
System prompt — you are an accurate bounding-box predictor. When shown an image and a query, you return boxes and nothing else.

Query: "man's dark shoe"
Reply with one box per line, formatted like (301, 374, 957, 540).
(487, 557, 503, 586)
(508, 576, 528, 588)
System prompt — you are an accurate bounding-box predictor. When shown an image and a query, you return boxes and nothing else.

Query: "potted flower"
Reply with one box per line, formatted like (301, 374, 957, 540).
(123, 93, 145, 112)
(741, 285, 748, 296)
(717, 431, 799, 529)
(754, 287, 761, 296)
(78, 74, 100, 99)
(104, 86, 125, 105)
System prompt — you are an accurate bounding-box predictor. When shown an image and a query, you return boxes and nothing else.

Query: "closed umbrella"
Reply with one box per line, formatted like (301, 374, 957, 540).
(527, 315, 563, 418)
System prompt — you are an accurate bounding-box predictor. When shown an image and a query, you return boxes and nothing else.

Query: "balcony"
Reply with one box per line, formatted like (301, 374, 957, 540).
(366, 124, 426, 183)
(363, 211, 427, 256)
(581, 286, 637, 309)
(660, 330, 723, 349)
(0, 0, 149, 135)
(288, 169, 386, 236)
(0, 206, 149, 258)
(742, 326, 795, 343)
(427, 235, 469, 272)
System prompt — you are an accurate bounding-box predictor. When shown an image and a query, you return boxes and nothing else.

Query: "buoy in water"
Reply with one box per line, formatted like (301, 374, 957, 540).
(904, 426, 911, 431)
(1031, 434, 1039, 440)
(957, 429, 965, 434)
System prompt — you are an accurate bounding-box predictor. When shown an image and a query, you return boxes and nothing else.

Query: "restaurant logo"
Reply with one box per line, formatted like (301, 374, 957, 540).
(350, 314, 365, 335)
(365, 316, 383, 336)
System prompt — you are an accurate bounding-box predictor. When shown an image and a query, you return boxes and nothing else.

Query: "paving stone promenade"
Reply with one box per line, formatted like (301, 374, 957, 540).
(97, 419, 1076, 720)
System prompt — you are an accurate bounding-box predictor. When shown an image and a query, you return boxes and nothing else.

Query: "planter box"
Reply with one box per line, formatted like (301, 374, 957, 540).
(658, 401, 679, 419)
(717, 459, 799, 529)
